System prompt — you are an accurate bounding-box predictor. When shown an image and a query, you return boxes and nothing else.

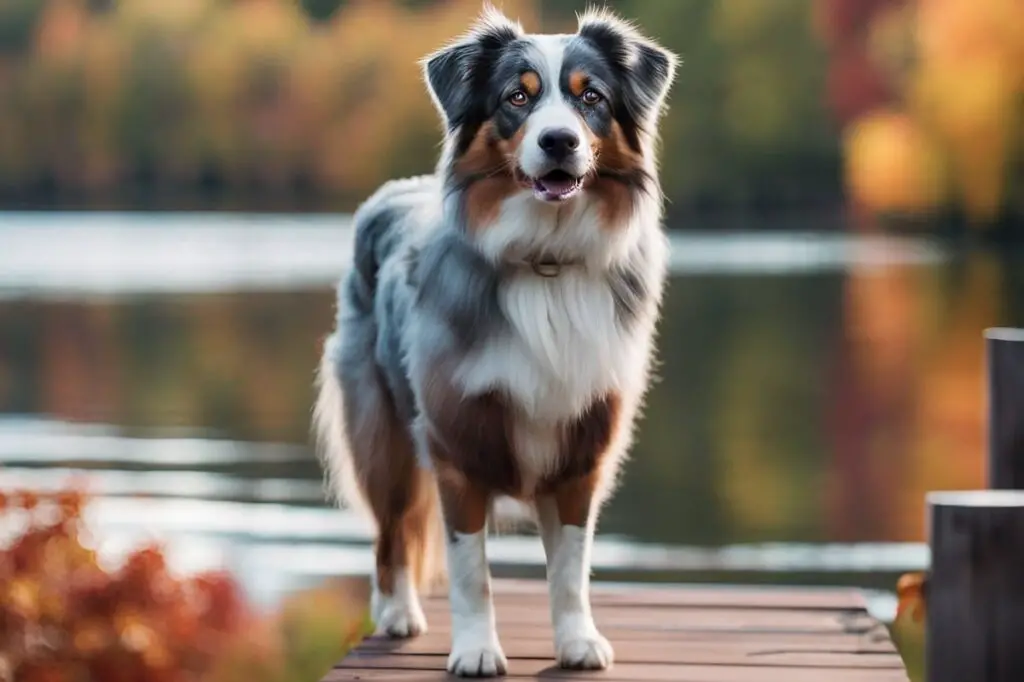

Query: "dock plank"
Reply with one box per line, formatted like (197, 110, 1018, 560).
(325, 579, 908, 682)
(354, 634, 897, 659)
(325, 665, 910, 681)
(341, 650, 903, 670)
(486, 579, 869, 611)
(403, 606, 860, 632)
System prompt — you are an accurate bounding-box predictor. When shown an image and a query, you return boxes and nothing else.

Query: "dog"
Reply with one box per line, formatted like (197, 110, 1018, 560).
(313, 5, 676, 677)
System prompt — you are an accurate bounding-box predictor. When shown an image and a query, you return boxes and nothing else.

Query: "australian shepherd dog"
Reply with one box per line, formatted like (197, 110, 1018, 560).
(313, 5, 676, 677)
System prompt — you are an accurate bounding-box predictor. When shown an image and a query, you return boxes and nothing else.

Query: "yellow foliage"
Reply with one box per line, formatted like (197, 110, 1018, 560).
(846, 0, 1024, 222)
(917, 0, 1024, 69)
(890, 252, 997, 540)
(843, 108, 946, 213)
(914, 55, 1017, 219)
(114, 0, 210, 34)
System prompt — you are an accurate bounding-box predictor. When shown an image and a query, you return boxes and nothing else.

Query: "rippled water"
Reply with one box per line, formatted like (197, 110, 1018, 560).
(3, 212, 1021, 621)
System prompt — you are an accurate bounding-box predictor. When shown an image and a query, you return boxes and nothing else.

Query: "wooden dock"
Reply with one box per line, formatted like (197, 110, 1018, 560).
(323, 579, 910, 681)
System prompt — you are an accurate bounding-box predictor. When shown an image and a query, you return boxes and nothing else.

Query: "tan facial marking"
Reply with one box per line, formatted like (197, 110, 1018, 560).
(456, 121, 499, 176)
(495, 126, 526, 158)
(456, 122, 523, 232)
(588, 121, 644, 229)
(520, 71, 541, 97)
(568, 70, 588, 97)
(600, 120, 643, 170)
(464, 177, 517, 232)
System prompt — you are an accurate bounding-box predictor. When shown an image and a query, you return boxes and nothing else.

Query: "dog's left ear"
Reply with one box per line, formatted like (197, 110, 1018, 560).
(577, 10, 678, 126)
(421, 5, 523, 131)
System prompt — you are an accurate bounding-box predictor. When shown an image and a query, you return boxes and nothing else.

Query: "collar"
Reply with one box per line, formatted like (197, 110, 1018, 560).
(513, 255, 585, 278)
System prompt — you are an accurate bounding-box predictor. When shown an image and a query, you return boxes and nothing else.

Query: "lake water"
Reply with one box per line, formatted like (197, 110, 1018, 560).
(3, 212, 1021, 621)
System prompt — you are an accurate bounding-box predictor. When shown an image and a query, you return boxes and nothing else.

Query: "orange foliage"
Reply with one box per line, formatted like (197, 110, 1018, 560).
(895, 571, 927, 623)
(836, 251, 999, 543)
(0, 485, 367, 682)
(840, 0, 1024, 222)
(844, 108, 946, 214)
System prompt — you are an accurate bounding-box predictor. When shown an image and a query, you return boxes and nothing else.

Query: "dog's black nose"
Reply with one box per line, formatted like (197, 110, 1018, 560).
(538, 128, 580, 161)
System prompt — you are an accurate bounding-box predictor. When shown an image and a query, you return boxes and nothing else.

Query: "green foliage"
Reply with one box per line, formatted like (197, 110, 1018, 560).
(0, 0, 844, 214)
(301, 0, 344, 22)
(0, 0, 45, 54)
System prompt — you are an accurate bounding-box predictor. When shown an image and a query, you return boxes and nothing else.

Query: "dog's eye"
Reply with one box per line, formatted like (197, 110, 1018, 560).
(581, 89, 603, 105)
(508, 90, 529, 107)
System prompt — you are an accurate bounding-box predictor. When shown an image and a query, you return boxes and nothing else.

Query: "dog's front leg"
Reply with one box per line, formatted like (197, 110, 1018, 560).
(537, 475, 613, 670)
(435, 466, 507, 677)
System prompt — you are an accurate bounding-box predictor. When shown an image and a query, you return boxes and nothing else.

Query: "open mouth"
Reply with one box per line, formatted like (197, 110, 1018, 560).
(517, 169, 584, 202)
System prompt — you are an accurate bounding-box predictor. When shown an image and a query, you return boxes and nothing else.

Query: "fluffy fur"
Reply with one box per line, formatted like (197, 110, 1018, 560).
(313, 5, 676, 677)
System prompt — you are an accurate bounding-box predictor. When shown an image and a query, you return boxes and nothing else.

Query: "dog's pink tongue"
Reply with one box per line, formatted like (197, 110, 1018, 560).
(535, 175, 576, 197)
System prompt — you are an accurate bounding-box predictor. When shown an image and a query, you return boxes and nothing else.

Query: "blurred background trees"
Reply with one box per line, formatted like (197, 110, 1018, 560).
(0, 0, 1020, 229)
(824, 0, 1024, 228)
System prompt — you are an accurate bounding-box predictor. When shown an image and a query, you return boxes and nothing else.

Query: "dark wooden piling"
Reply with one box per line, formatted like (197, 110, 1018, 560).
(926, 490, 1024, 682)
(986, 328, 1024, 489)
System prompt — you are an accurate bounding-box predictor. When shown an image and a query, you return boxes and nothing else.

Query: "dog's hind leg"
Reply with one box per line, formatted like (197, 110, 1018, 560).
(315, 332, 438, 639)
(361, 419, 430, 639)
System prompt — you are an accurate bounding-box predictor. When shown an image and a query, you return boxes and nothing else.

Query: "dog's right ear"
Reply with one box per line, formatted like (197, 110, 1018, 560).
(421, 5, 523, 131)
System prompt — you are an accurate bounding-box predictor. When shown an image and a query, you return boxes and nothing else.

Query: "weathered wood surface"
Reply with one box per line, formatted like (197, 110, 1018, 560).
(325, 579, 909, 681)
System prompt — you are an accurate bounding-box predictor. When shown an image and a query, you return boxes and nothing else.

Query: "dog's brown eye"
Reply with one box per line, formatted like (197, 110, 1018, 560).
(581, 89, 602, 105)
(508, 90, 529, 107)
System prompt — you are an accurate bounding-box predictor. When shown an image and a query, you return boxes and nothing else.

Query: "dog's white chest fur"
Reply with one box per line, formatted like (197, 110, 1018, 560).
(454, 267, 649, 490)
(457, 271, 641, 415)
(448, 195, 658, 490)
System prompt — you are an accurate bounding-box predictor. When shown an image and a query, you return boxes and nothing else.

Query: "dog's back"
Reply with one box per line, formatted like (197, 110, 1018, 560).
(345, 174, 438, 315)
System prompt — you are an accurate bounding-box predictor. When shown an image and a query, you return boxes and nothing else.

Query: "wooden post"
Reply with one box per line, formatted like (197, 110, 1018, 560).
(926, 490, 1024, 682)
(986, 328, 1024, 489)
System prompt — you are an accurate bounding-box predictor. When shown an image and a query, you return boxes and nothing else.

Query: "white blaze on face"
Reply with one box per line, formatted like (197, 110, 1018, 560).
(517, 35, 593, 181)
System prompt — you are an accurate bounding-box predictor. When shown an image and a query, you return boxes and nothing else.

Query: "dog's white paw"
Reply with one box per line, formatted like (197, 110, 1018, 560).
(556, 630, 614, 670)
(446, 639, 508, 678)
(373, 594, 427, 639)
(370, 568, 427, 639)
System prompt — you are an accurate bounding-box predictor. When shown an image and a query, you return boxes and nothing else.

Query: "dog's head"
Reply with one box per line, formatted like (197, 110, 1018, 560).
(423, 6, 676, 216)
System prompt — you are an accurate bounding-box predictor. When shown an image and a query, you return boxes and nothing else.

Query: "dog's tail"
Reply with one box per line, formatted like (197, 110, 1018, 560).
(312, 335, 372, 522)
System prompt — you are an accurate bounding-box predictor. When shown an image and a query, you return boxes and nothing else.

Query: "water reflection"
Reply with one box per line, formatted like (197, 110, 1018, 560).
(1, 214, 1021, 618)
